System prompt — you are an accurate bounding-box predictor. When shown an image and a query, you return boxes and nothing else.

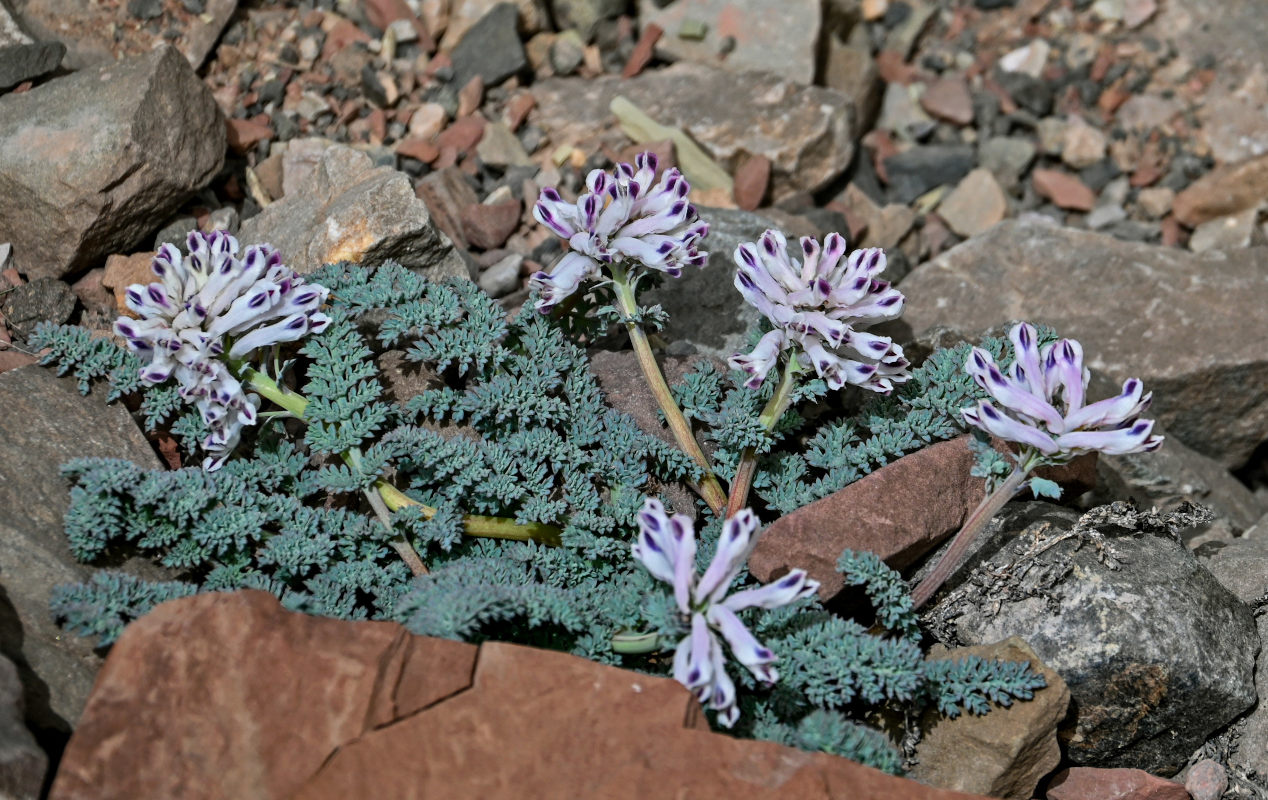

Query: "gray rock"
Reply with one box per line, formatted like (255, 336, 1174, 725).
(883, 145, 974, 204)
(478, 253, 522, 298)
(532, 63, 857, 202)
(642, 205, 778, 358)
(926, 502, 1260, 775)
(237, 143, 465, 278)
(550, 0, 626, 39)
(0, 41, 63, 89)
(1199, 513, 1268, 604)
(0, 45, 224, 280)
(0, 277, 75, 345)
(0, 366, 173, 744)
(0, 653, 45, 800)
(897, 220, 1268, 469)
(978, 136, 1036, 191)
(450, 3, 528, 89)
(636, 0, 821, 86)
(0, 0, 32, 48)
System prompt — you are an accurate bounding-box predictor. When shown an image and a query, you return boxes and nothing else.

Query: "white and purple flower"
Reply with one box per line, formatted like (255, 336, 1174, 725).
(632, 498, 818, 727)
(962, 322, 1164, 461)
(530, 152, 708, 312)
(729, 229, 910, 394)
(114, 230, 330, 470)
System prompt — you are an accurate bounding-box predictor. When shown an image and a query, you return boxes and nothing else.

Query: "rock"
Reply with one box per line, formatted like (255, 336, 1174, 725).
(0, 46, 224, 280)
(0, 41, 64, 90)
(238, 143, 464, 277)
(589, 349, 719, 451)
(878, 82, 935, 138)
(978, 137, 1036, 191)
(1115, 94, 1183, 133)
(439, 0, 546, 52)
(461, 199, 521, 250)
(0, 366, 172, 747)
(1183, 759, 1226, 800)
(640, 205, 778, 357)
(1230, 591, 1268, 777)
(897, 220, 1268, 468)
(732, 154, 771, 211)
(0, 1, 33, 48)
(225, 116, 273, 155)
(477, 253, 522, 297)
(0, 652, 46, 800)
(1172, 153, 1268, 228)
(0, 277, 75, 344)
(552, 0, 625, 40)
(884, 145, 975, 205)
(475, 120, 532, 166)
(1046, 767, 1189, 800)
(919, 74, 974, 126)
(1188, 207, 1259, 253)
(882, 0, 935, 59)
(749, 436, 1093, 602)
(1061, 118, 1108, 170)
(635, 0, 820, 85)
(927, 502, 1259, 774)
(822, 34, 881, 131)
(548, 29, 585, 76)
(995, 70, 1052, 116)
(408, 102, 449, 141)
(416, 166, 480, 250)
(1084, 204, 1127, 230)
(1031, 169, 1096, 211)
(449, 3, 528, 89)
(913, 638, 1069, 800)
(52, 590, 999, 800)
(998, 40, 1049, 78)
(102, 251, 155, 312)
(1135, 187, 1174, 220)
(937, 169, 1007, 238)
(1198, 516, 1268, 606)
(532, 63, 857, 202)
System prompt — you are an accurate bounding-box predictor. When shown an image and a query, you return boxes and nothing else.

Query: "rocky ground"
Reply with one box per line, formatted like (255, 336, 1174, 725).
(1, 0, 1268, 798)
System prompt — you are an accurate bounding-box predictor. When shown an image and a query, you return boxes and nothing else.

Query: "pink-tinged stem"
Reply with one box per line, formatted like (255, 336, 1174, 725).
(726, 357, 799, 518)
(609, 265, 728, 516)
(910, 466, 1028, 610)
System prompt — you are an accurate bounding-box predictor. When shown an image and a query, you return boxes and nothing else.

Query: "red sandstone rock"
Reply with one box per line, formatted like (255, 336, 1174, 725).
(732, 154, 771, 211)
(1046, 767, 1190, 800)
(226, 116, 274, 154)
(461, 199, 521, 250)
(1172, 153, 1268, 228)
(102, 252, 156, 313)
(920, 74, 974, 125)
(1032, 169, 1096, 211)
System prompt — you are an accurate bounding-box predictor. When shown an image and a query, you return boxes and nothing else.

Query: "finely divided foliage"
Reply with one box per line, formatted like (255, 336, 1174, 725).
(36, 252, 1048, 771)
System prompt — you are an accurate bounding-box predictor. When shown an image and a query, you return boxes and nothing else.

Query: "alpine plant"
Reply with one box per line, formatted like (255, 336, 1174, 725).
(530, 152, 708, 312)
(113, 230, 331, 470)
(729, 230, 910, 394)
(962, 322, 1164, 463)
(632, 498, 819, 727)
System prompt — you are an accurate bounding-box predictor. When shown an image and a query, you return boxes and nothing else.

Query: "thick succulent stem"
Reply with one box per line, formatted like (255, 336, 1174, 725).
(910, 466, 1029, 610)
(725, 355, 800, 518)
(608, 265, 728, 516)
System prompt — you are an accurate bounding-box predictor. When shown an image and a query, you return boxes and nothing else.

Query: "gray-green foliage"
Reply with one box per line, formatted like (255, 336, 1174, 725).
(33, 262, 1045, 773)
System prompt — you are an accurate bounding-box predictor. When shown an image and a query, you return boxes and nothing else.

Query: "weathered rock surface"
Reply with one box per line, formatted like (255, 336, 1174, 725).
(237, 142, 465, 277)
(635, 0, 821, 85)
(749, 435, 1094, 603)
(0, 366, 171, 745)
(0, 277, 75, 344)
(897, 220, 1268, 469)
(0, 39, 63, 89)
(0, 653, 45, 800)
(52, 590, 996, 800)
(449, 2, 527, 89)
(927, 502, 1260, 775)
(914, 638, 1069, 800)
(1171, 154, 1268, 228)
(1045, 767, 1189, 800)
(0, 46, 224, 280)
(532, 63, 857, 201)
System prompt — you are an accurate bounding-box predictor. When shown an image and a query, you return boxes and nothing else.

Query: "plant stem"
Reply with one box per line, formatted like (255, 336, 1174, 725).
(608, 265, 728, 516)
(725, 355, 800, 518)
(910, 465, 1029, 610)
(240, 367, 562, 548)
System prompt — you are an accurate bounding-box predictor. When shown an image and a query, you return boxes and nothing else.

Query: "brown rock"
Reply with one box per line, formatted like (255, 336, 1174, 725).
(919, 75, 974, 126)
(1046, 767, 1189, 800)
(622, 22, 662, 78)
(0, 348, 36, 373)
(1032, 169, 1096, 211)
(503, 91, 536, 131)
(102, 252, 157, 312)
(1060, 119, 1108, 170)
(363, 0, 435, 52)
(226, 116, 274, 155)
(732, 154, 771, 211)
(53, 591, 996, 800)
(435, 114, 486, 154)
(69, 268, 113, 315)
(897, 219, 1268, 468)
(461, 199, 521, 250)
(407, 102, 449, 141)
(1183, 759, 1226, 800)
(457, 75, 484, 118)
(416, 166, 480, 249)
(396, 137, 440, 164)
(914, 638, 1070, 800)
(937, 168, 1007, 238)
(1172, 153, 1268, 228)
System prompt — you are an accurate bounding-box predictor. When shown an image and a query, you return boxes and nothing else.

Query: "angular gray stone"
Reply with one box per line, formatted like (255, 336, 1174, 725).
(0, 366, 172, 744)
(0, 0, 32, 48)
(926, 502, 1260, 775)
(636, 0, 821, 86)
(0, 652, 45, 800)
(0, 277, 75, 345)
(1199, 513, 1268, 604)
(897, 220, 1268, 469)
(0, 45, 224, 279)
(237, 143, 465, 278)
(449, 3, 527, 89)
(550, 0, 626, 39)
(532, 63, 857, 202)
(477, 253, 522, 298)
(0, 40, 63, 89)
(641, 205, 778, 358)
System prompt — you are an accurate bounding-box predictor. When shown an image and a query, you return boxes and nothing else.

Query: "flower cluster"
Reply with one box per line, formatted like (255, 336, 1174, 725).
(530, 152, 708, 311)
(963, 322, 1164, 461)
(632, 499, 819, 727)
(729, 230, 910, 393)
(114, 230, 330, 470)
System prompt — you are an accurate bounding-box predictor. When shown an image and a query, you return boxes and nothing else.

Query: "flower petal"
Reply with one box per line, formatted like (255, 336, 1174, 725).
(696, 510, 758, 604)
(707, 604, 777, 684)
(722, 569, 819, 611)
(1056, 419, 1164, 455)
(966, 400, 1061, 455)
